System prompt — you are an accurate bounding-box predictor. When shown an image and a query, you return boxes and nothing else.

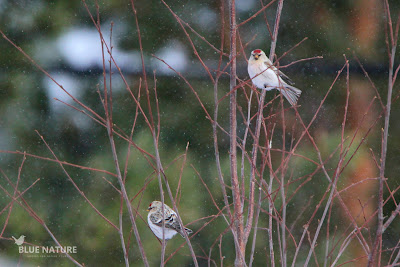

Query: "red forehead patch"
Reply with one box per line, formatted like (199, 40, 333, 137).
(253, 49, 262, 54)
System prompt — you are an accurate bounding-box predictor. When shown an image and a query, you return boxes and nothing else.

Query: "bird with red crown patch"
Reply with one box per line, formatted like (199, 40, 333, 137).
(248, 49, 301, 106)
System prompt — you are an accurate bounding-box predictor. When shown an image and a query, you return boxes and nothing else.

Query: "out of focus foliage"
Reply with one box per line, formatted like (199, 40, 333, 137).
(0, 0, 399, 266)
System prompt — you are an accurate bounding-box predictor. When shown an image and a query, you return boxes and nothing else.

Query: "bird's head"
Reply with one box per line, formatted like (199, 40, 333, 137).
(147, 201, 161, 211)
(250, 49, 266, 62)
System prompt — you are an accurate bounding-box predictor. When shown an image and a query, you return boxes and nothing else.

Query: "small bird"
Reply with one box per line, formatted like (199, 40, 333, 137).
(147, 201, 193, 240)
(11, 235, 25, 246)
(248, 49, 302, 106)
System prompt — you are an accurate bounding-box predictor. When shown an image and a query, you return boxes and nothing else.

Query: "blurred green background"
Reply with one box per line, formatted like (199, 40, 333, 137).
(0, 0, 399, 266)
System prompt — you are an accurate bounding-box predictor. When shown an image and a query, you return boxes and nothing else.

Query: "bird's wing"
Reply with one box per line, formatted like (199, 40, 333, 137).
(264, 61, 294, 85)
(149, 212, 163, 224)
(255, 63, 271, 78)
(166, 214, 182, 231)
(277, 70, 294, 85)
(150, 213, 181, 232)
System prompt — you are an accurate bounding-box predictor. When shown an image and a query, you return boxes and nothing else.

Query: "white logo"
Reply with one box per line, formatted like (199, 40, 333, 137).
(11, 235, 25, 246)
(12, 235, 78, 257)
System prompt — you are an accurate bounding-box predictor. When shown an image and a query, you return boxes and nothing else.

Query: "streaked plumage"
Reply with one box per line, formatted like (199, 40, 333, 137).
(147, 201, 193, 240)
(248, 49, 301, 106)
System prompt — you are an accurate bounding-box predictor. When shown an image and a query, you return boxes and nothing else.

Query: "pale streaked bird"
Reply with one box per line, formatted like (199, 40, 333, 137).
(248, 49, 302, 106)
(147, 201, 192, 240)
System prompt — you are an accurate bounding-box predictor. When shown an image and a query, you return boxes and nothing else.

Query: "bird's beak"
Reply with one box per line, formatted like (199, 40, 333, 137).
(146, 209, 150, 211)
(254, 54, 259, 60)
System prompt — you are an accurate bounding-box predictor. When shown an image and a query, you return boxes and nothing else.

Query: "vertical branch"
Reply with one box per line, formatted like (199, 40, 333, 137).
(229, 0, 238, 210)
(153, 136, 167, 265)
(368, 1, 397, 265)
(303, 56, 351, 266)
(245, 0, 285, 241)
(129, 0, 153, 127)
(96, 3, 110, 128)
(214, 0, 232, 220)
(213, 1, 245, 260)
(153, 75, 198, 267)
(104, 41, 150, 267)
(279, 94, 287, 267)
(248, 187, 262, 267)
(119, 208, 129, 267)
(108, 22, 129, 267)
(268, 0, 284, 60)
(229, 0, 245, 266)
(93, 2, 149, 265)
(323, 200, 334, 267)
(267, 129, 276, 267)
(160, 174, 199, 267)
(150, 75, 167, 265)
(249, 123, 273, 267)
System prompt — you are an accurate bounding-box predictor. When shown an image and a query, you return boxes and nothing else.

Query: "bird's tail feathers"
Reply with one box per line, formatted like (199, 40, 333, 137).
(279, 85, 302, 106)
(179, 227, 193, 237)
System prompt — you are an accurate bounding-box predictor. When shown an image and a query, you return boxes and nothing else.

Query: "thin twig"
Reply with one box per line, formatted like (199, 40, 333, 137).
(368, 1, 397, 264)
